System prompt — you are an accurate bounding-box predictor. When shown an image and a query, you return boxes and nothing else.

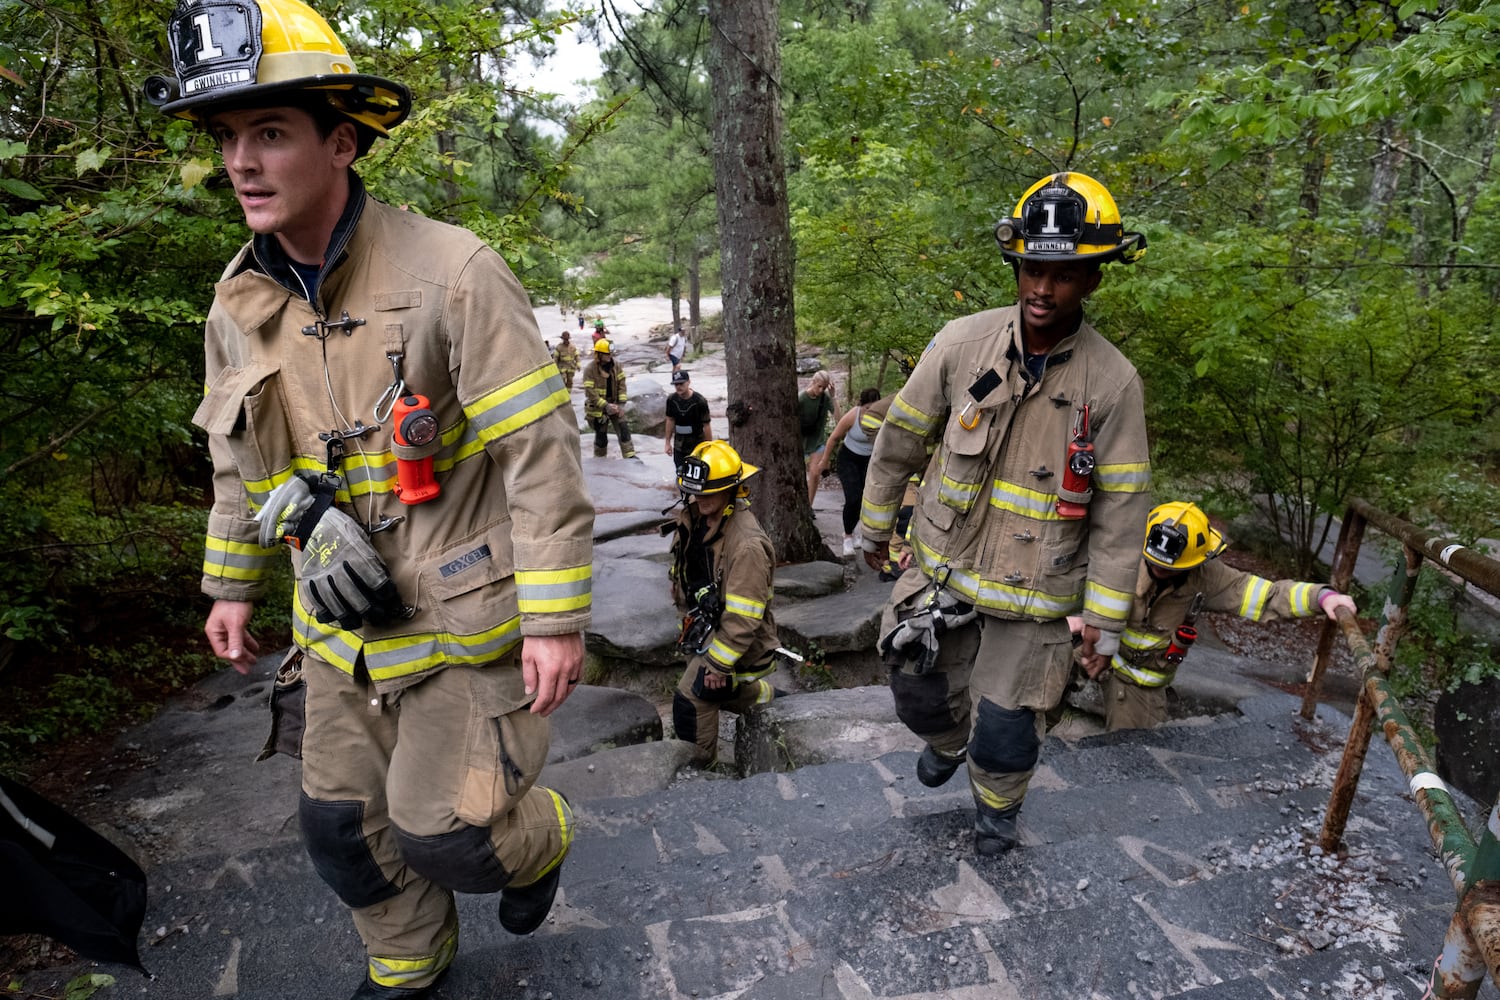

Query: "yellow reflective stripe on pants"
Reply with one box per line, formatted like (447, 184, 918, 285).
(368, 927, 459, 989)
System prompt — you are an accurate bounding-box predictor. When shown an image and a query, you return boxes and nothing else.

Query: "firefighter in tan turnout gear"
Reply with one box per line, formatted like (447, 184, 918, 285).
(667, 441, 782, 763)
(146, 2, 592, 996)
(1070, 501, 1357, 731)
(582, 338, 636, 458)
(861, 172, 1152, 856)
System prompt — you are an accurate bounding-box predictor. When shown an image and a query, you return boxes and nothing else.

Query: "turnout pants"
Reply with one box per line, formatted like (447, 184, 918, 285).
(884, 578, 1074, 814)
(296, 652, 571, 990)
(1100, 671, 1170, 731)
(593, 414, 635, 457)
(672, 660, 776, 760)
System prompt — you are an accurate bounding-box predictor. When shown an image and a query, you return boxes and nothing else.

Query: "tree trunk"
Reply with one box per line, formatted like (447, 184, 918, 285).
(707, 0, 826, 563)
(688, 249, 703, 349)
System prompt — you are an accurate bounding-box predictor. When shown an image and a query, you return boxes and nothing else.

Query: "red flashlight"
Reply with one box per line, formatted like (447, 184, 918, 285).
(392, 394, 441, 505)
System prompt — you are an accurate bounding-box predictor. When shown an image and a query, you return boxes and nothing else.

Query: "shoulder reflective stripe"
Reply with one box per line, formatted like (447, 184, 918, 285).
(887, 394, 937, 436)
(203, 536, 279, 580)
(1110, 657, 1172, 687)
(1094, 461, 1151, 493)
(1238, 576, 1273, 620)
(515, 566, 591, 614)
(858, 412, 884, 434)
(1288, 582, 1320, 617)
(1083, 579, 1133, 621)
(724, 593, 766, 619)
(707, 637, 744, 668)
(989, 480, 1063, 520)
(467, 365, 569, 444)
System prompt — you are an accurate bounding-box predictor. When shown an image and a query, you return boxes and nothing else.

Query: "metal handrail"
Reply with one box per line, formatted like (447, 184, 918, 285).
(1304, 497, 1500, 999)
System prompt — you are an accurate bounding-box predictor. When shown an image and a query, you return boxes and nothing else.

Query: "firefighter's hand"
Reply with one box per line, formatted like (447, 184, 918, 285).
(1319, 591, 1357, 620)
(702, 667, 729, 690)
(206, 599, 260, 675)
(863, 538, 890, 573)
(524, 631, 584, 717)
(1081, 652, 1110, 680)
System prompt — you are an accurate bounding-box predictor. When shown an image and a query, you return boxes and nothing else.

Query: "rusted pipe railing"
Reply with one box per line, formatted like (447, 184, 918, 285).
(1318, 543, 1421, 853)
(1347, 496, 1500, 593)
(1323, 608, 1500, 996)
(1311, 498, 1500, 996)
(1301, 508, 1365, 719)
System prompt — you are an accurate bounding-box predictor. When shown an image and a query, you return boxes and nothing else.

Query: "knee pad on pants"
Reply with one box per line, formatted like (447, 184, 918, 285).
(299, 794, 400, 908)
(890, 667, 957, 739)
(393, 822, 510, 894)
(672, 690, 699, 747)
(969, 700, 1040, 775)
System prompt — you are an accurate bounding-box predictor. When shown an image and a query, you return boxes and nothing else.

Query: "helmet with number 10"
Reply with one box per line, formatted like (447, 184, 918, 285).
(994, 172, 1147, 265)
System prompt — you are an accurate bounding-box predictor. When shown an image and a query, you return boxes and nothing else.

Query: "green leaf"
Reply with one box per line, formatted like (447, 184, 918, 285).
(180, 157, 215, 190)
(64, 973, 115, 1000)
(0, 177, 44, 200)
(74, 147, 109, 176)
(0, 138, 25, 161)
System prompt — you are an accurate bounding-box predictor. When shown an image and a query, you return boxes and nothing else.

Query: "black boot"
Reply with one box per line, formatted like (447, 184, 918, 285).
(348, 969, 447, 999)
(916, 745, 965, 788)
(498, 793, 571, 935)
(974, 801, 1022, 857)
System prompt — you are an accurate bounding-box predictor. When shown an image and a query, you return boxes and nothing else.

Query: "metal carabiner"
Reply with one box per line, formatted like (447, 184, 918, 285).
(373, 353, 407, 423)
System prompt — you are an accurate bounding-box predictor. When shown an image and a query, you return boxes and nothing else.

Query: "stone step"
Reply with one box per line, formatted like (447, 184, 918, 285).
(17, 674, 1464, 1000)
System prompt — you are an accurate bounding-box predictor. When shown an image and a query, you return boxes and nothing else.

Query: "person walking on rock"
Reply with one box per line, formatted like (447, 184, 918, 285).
(799, 370, 840, 504)
(861, 172, 1152, 856)
(1068, 501, 1356, 731)
(667, 442, 782, 763)
(663, 370, 713, 469)
(149, 2, 592, 995)
(583, 338, 635, 458)
(811, 387, 888, 558)
(553, 330, 580, 391)
(666, 324, 688, 373)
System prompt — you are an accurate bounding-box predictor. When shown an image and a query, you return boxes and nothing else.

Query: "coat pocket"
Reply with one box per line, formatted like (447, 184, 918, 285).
(192, 362, 288, 488)
(932, 408, 997, 515)
(1038, 519, 1087, 577)
(420, 519, 520, 640)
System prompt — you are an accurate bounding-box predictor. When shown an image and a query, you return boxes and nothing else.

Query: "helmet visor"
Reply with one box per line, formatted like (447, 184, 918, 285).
(1145, 521, 1189, 566)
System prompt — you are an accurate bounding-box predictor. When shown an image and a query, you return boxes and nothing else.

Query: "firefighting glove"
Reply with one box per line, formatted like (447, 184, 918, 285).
(256, 475, 323, 549)
(879, 590, 977, 674)
(296, 508, 412, 630)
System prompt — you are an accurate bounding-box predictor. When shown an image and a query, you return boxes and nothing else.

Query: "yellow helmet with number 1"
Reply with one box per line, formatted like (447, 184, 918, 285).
(1143, 501, 1227, 570)
(994, 172, 1147, 265)
(143, 0, 411, 134)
